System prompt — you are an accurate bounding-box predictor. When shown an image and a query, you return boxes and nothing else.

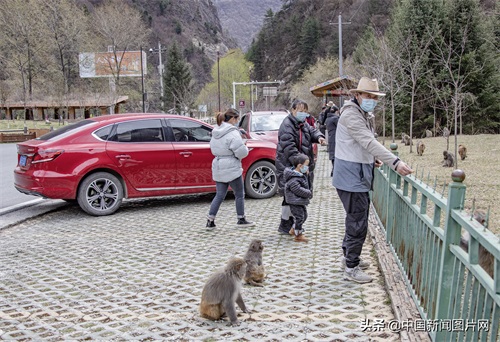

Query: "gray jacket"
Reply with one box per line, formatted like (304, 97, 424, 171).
(332, 100, 400, 192)
(210, 122, 249, 183)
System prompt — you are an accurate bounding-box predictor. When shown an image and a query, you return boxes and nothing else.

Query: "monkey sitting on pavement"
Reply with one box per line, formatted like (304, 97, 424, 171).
(442, 151, 454, 167)
(200, 257, 250, 326)
(244, 239, 266, 287)
(416, 140, 425, 156)
(458, 144, 467, 161)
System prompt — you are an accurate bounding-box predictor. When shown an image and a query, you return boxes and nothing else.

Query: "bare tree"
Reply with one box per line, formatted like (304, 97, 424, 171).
(398, 32, 433, 153)
(431, 19, 484, 168)
(91, 0, 150, 88)
(40, 0, 89, 95)
(0, 0, 45, 104)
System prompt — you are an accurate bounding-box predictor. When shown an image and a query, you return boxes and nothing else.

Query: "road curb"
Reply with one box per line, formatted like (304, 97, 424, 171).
(0, 198, 45, 216)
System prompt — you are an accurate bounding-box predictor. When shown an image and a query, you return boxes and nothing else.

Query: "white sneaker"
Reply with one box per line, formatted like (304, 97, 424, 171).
(340, 256, 370, 270)
(344, 266, 373, 284)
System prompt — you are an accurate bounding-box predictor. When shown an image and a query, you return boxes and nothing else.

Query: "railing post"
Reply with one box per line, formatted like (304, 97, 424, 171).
(385, 143, 399, 240)
(435, 170, 466, 337)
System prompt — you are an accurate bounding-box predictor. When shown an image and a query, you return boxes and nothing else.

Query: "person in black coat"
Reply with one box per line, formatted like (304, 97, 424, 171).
(325, 104, 340, 176)
(275, 99, 326, 235)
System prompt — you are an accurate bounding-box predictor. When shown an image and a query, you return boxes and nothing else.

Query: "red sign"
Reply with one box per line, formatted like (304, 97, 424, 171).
(239, 100, 245, 107)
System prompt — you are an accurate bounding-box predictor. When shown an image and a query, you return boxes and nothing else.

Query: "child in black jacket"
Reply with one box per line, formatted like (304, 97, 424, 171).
(284, 154, 311, 242)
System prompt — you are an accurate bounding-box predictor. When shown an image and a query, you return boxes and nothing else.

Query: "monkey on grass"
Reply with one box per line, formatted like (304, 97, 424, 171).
(200, 257, 250, 326)
(244, 239, 266, 287)
(416, 140, 425, 156)
(458, 144, 467, 161)
(442, 151, 454, 167)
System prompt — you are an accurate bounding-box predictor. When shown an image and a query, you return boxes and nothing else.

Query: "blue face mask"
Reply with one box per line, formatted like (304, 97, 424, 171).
(360, 98, 378, 112)
(300, 165, 309, 174)
(296, 111, 309, 122)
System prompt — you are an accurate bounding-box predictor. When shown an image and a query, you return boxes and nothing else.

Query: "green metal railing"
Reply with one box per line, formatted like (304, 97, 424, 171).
(371, 144, 500, 341)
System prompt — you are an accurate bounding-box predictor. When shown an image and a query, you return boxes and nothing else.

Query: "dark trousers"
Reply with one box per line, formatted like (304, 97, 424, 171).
(289, 204, 307, 234)
(336, 189, 370, 268)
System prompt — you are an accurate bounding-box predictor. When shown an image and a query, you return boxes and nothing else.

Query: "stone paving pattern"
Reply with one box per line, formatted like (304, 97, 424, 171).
(0, 147, 400, 341)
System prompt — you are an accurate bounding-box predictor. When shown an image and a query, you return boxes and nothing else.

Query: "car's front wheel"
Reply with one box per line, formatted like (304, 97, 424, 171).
(244, 161, 277, 199)
(77, 172, 124, 216)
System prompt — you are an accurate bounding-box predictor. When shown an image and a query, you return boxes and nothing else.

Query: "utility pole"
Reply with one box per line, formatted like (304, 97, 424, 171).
(149, 42, 167, 112)
(140, 46, 145, 113)
(217, 50, 221, 112)
(157, 42, 164, 110)
(330, 13, 351, 106)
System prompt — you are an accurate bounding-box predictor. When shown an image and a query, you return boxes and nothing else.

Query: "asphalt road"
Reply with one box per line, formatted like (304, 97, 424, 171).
(0, 143, 39, 209)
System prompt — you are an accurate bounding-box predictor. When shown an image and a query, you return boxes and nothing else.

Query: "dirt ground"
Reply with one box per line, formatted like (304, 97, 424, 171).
(379, 134, 499, 234)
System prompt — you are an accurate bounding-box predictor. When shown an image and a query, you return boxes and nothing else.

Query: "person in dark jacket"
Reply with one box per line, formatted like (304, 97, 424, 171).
(284, 154, 311, 242)
(325, 104, 340, 176)
(276, 99, 326, 236)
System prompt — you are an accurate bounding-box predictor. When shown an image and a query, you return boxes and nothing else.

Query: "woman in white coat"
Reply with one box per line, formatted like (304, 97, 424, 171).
(206, 108, 255, 229)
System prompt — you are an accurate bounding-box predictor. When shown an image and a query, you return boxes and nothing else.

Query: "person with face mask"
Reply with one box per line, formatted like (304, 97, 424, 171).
(275, 99, 327, 241)
(283, 154, 312, 242)
(206, 108, 255, 229)
(333, 77, 413, 283)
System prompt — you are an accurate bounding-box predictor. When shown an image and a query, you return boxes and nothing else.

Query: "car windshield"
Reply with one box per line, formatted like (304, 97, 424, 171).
(37, 120, 96, 141)
(251, 113, 288, 132)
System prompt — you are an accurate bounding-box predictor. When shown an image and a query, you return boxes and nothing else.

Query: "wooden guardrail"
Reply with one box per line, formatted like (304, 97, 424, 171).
(372, 143, 499, 341)
(0, 132, 36, 143)
(0, 128, 50, 143)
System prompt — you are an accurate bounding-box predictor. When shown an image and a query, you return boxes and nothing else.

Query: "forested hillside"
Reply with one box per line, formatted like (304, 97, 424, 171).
(0, 0, 236, 113)
(247, 0, 499, 136)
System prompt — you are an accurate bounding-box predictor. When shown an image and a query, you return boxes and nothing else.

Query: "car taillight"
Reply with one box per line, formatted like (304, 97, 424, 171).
(32, 149, 64, 164)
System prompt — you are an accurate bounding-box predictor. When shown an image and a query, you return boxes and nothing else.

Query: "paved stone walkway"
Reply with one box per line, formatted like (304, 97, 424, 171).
(0, 147, 401, 341)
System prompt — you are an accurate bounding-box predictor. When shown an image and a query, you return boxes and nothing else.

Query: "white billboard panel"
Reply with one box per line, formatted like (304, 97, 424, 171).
(79, 51, 146, 78)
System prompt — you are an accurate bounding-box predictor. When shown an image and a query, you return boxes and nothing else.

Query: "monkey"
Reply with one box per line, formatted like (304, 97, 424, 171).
(425, 129, 433, 138)
(416, 140, 425, 156)
(459, 210, 494, 278)
(442, 151, 454, 167)
(458, 144, 467, 161)
(200, 257, 250, 326)
(243, 239, 266, 287)
(401, 133, 411, 146)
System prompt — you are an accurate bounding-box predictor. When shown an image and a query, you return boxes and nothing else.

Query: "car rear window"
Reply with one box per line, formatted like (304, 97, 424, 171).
(37, 120, 96, 141)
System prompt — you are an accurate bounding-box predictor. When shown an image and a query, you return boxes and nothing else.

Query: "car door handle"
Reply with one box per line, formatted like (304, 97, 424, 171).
(179, 151, 192, 157)
(115, 154, 131, 159)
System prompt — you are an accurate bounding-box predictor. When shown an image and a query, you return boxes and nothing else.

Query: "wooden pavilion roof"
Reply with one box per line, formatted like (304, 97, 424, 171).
(309, 75, 358, 97)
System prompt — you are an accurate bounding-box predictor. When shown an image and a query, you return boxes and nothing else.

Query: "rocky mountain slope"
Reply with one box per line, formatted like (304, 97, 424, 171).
(212, 0, 283, 51)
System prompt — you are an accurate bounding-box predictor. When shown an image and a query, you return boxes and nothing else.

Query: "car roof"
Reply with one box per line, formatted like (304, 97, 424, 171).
(88, 113, 203, 124)
(246, 110, 288, 116)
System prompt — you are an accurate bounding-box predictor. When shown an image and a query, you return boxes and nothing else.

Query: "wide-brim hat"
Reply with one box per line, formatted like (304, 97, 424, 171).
(350, 77, 386, 97)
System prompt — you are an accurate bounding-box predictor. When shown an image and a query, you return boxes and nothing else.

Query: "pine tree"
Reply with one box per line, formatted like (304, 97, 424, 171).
(163, 42, 192, 114)
(298, 18, 320, 76)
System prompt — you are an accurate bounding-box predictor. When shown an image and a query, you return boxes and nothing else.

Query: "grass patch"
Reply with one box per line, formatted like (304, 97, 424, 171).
(380, 134, 500, 234)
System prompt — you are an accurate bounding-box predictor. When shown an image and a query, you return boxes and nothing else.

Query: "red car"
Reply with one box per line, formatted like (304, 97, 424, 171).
(238, 110, 318, 159)
(14, 114, 278, 216)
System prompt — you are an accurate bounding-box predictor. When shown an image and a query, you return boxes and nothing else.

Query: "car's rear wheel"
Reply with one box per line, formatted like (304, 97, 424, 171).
(77, 172, 123, 216)
(245, 161, 277, 199)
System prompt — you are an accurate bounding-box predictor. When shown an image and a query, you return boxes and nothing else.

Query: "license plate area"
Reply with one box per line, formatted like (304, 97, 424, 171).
(19, 155, 27, 167)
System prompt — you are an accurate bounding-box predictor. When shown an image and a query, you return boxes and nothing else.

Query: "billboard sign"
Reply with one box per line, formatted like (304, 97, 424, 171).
(79, 51, 146, 78)
(263, 87, 278, 96)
